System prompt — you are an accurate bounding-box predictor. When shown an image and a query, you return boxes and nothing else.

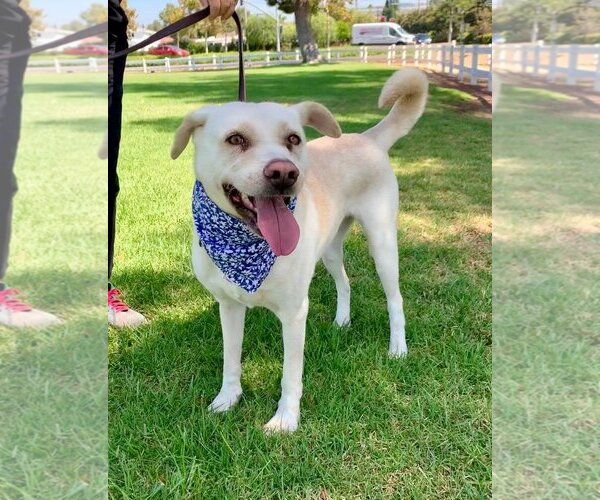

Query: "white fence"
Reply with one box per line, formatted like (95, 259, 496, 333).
(120, 44, 493, 89)
(27, 57, 108, 73)
(27, 44, 600, 92)
(383, 43, 492, 89)
(493, 43, 600, 91)
(26, 44, 495, 90)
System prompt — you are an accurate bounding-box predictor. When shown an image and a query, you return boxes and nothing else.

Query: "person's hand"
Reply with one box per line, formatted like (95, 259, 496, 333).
(200, 0, 237, 20)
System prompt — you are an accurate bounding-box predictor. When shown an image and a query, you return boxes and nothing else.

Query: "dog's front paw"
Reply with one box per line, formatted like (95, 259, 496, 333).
(334, 314, 351, 328)
(388, 341, 408, 358)
(263, 409, 299, 433)
(208, 388, 242, 413)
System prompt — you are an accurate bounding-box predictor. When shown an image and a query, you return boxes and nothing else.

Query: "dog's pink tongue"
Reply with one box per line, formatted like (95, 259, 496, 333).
(255, 196, 300, 256)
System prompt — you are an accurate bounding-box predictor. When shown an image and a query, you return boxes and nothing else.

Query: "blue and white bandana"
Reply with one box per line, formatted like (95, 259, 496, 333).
(192, 181, 297, 293)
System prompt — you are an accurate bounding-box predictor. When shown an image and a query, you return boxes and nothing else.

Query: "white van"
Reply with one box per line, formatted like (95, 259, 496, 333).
(352, 23, 415, 45)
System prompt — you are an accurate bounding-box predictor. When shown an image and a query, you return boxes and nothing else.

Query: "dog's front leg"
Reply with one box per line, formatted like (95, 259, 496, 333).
(264, 298, 309, 433)
(208, 299, 246, 413)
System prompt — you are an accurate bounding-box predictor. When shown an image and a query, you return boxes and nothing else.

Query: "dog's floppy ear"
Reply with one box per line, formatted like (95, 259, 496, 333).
(171, 108, 212, 159)
(293, 101, 342, 138)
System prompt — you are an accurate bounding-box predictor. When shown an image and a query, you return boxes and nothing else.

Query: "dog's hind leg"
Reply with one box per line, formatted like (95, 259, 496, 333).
(322, 218, 353, 327)
(357, 199, 407, 358)
(208, 299, 246, 412)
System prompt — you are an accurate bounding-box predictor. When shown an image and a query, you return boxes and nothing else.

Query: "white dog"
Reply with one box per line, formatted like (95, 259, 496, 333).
(171, 68, 428, 432)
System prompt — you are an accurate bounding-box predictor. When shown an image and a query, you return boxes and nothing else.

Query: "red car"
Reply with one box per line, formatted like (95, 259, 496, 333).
(148, 45, 189, 57)
(64, 45, 108, 56)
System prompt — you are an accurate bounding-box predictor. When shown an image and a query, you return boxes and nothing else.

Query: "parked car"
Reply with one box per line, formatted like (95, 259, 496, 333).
(64, 45, 108, 56)
(148, 45, 190, 57)
(352, 23, 415, 45)
(414, 33, 432, 44)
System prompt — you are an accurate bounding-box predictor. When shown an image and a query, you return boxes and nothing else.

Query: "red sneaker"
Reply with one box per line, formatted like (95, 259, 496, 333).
(108, 288, 146, 328)
(0, 288, 61, 328)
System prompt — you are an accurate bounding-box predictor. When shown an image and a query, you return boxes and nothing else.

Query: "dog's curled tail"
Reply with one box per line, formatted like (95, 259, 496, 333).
(363, 68, 429, 152)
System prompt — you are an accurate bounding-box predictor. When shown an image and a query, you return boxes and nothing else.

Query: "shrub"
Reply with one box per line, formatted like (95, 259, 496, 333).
(476, 33, 492, 45)
(557, 32, 600, 44)
(336, 20, 351, 44)
(282, 23, 297, 50)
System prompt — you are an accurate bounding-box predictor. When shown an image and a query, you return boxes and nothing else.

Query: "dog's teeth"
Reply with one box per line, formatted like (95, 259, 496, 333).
(241, 193, 254, 209)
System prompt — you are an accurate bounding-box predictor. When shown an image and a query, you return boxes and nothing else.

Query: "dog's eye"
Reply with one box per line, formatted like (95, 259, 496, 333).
(287, 134, 302, 146)
(226, 133, 246, 146)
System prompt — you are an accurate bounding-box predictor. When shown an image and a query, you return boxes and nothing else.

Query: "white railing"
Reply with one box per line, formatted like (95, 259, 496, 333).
(379, 43, 492, 89)
(126, 49, 311, 73)
(493, 43, 600, 91)
(25, 44, 495, 90)
(27, 44, 600, 93)
(120, 44, 493, 89)
(27, 57, 108, 73)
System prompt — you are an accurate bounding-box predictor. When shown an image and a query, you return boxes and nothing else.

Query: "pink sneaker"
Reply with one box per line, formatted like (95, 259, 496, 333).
(108, 288, 146, 328)
(0, 288, 61, 328)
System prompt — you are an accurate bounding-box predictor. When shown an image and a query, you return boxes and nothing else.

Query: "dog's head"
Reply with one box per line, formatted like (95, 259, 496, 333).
(171, 101, 341, 256)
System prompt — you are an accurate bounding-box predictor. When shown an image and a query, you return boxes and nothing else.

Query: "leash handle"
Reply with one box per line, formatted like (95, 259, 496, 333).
(110, 8, 246, 102)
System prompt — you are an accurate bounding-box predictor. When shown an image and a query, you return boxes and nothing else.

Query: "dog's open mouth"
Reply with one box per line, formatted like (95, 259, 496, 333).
(224, 184, 300, 256)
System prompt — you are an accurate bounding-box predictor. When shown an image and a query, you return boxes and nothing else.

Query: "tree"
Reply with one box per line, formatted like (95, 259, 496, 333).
(159, 0, 232, 50)
(382, 0, 397, 21)
(282, 23, 298, 49)
(80, 3, 108, 26)
(431, 0, 484, 42)
(396, 0, 491, 43)
(245, 15, 277, 50)
(266, 0, 349, 63)
(121, 0, 138, 34)
(62, 20, 86, 32)
(335, 19, 351, 43)
(147, 19, 165, 32)
(494, 0, 590, 43)
(518, 0, 577, 42)
(311, 12, 339, 47)
(351, 10, 378, 24)
(266, 0, 318, 62)
(20, 0, 45, 34)
(159, 3, 185, 45)
(76, 2, 135, 38)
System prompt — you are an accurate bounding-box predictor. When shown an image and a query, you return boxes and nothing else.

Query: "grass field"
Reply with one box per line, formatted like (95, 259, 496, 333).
(493, 84, 599, 497)
(0, 74, 106, 496)
(109, 63, 491, 498)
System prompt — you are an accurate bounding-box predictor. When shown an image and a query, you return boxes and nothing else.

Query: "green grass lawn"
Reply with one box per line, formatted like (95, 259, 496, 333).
(0, 74, 107, 496)
(493, 85, 599, 498)
(109, 63, 491, 498)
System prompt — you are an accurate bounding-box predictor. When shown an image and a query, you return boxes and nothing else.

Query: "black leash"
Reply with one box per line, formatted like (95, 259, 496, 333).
(110, 8, 245, 102)
(0, 7, 246, 102)
(0, 23, 108, 60)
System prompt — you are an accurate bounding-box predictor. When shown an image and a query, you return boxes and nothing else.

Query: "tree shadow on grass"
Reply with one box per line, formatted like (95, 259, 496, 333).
(0, 268, 104, 312)
(33, 116, 106, 133)
(120, 66, 485, 110)
(23, 80, 104, 98)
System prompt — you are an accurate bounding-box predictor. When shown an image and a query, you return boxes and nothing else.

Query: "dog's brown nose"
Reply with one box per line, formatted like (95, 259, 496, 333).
(263, 160, 299, 191)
